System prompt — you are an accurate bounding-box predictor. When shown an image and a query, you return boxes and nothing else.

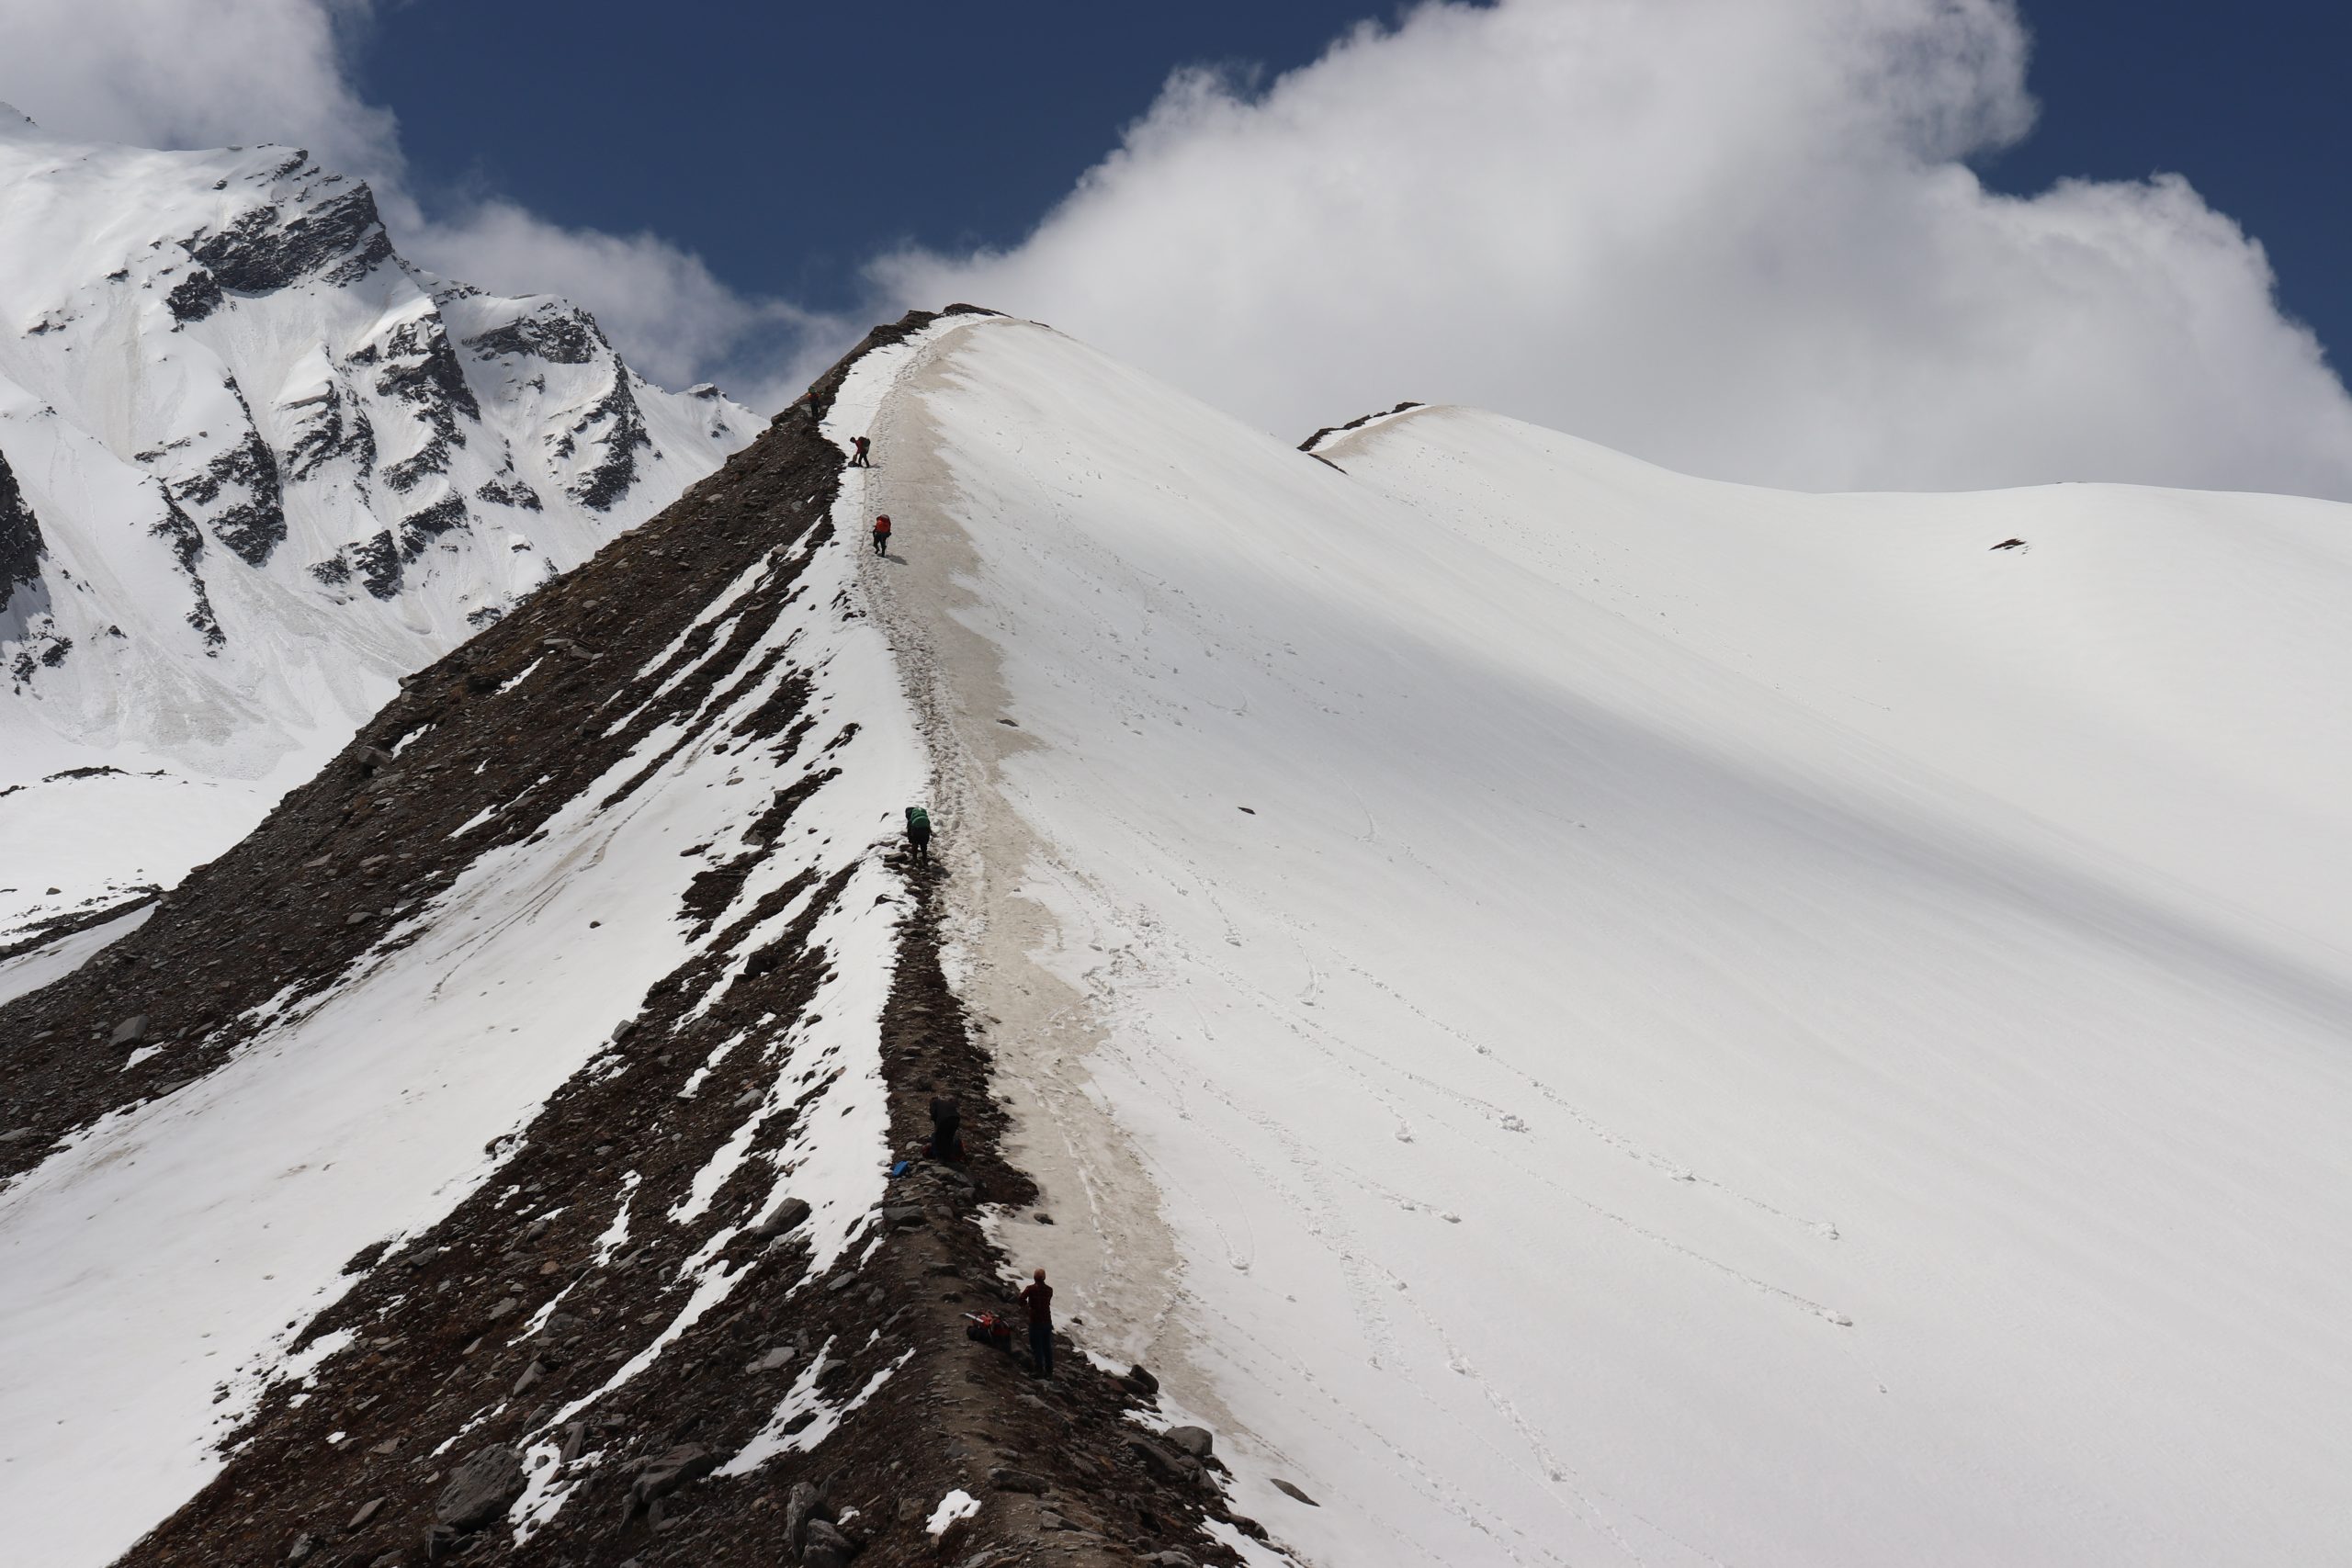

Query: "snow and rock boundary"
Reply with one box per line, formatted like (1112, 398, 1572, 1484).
(3, 311, 1261, 1567)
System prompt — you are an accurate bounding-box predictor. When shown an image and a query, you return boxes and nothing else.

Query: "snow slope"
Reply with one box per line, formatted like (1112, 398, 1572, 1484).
(842, 318, 2352, 1566)
(0, 104, 752, 942)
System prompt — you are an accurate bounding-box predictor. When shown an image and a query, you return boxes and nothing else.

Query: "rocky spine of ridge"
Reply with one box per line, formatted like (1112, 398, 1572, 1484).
(1296, 400, 1422, 454)
(2, 311, 1259, 1568)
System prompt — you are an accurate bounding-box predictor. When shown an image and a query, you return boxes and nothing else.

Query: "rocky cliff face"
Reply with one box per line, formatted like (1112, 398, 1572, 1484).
(0, 104, 757, 938)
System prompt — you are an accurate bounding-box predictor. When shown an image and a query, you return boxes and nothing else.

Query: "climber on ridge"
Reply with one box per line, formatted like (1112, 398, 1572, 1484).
(929, 1093, 962, 1163)
(1020, 1268, 1056, 1380)
(905, 804, 931, 864)
(872, 513, 892, 557)
(848, 434, 873, 468)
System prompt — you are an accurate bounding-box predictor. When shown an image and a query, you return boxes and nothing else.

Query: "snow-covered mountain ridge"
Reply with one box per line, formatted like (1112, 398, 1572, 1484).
(0, 104, 753, 943)
(1, 307, 2346, 1568)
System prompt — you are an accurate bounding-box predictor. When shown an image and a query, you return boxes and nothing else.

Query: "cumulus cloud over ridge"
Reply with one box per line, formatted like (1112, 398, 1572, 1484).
(884, 0, 2352, 498)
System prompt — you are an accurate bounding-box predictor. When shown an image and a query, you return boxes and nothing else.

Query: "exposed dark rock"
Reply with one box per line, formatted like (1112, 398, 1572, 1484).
(171, 425, 284, 567)
(465, 307, 604, 367)
(353, 318, 481, 441)
(394, 494, 469, 558)
(434, 1444, 525, 1530)
(620, 1442, 718, 1525)
(1126, 1435, 1204, 1486)
(282, 376, 377, 483)
(185, 180, 394, 297)
(164, 268, 223, 324)
(351, 529, 402, 599)
(0, 446, 44, 592)
(753, 1196, 812, 1237)
(1298, 399, 1423, 453)
(801, 1516, 854, 1566)
(1269, 1478, 1319, 1506)
(783, 1480, 831, 1554)
(1123, 1364, 1161, 1400)
(146, 493, 223, 647)
(380, 435, 453, 495)
(475, 478, 545, 512)
(561, 373, 654, 513)
(1166, 1425, 1214, 1460)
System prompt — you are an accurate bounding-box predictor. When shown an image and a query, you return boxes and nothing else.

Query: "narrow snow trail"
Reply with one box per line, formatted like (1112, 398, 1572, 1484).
(845, 319, 2352, 1566)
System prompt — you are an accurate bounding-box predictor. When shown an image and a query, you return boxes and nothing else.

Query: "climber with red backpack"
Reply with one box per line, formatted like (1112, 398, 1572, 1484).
(871, 514, 892, 557)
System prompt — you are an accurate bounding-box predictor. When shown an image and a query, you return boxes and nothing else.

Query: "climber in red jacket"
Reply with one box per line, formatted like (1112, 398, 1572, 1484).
(872, 514, 892, 558)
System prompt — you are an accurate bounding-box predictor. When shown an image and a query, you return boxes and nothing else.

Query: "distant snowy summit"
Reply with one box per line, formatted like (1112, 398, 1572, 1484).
(0, 104, 754, 937)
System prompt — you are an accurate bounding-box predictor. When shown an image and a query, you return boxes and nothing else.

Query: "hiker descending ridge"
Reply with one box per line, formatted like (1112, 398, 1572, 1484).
(905, 804, 931, 864)
(847, 434, 873, 468)
(927, 1094, 961, 1161)
(1021, 1268, 1056, 1380)
(872, 513, 892, 558)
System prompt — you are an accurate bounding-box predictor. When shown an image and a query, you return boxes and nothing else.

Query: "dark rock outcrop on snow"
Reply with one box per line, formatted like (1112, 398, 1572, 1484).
(0, 445, 42, 592)
(169, 424, 285, 567)
(352, 317, 483, 439)
(147, 493, 223, 647)
(468, 306, 604, 367)
(560, 372, 654, 512)
(184, 174, 395, 297)
(1298, 398, 1423, 453)
(164, 266, 225, 324)
(281, 375, 378, 483)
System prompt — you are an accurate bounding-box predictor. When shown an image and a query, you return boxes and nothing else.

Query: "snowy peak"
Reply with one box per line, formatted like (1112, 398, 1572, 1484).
(0, 118, 756, 936)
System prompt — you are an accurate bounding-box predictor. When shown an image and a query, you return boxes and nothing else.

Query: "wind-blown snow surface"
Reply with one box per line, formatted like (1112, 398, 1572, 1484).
(0, 104, 752, 941)
(858, 320, 2352, 1565)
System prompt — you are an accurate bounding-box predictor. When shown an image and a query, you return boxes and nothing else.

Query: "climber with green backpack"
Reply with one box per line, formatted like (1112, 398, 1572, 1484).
(905, 805, 932, 865)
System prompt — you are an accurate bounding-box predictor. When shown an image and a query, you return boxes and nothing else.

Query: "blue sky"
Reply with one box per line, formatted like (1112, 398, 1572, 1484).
(356, 1, 2349, 364)
(7, 0, 2349, 494)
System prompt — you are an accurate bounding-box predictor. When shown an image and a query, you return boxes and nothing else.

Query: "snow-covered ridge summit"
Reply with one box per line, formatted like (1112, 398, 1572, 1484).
(0, 105, 754, 937)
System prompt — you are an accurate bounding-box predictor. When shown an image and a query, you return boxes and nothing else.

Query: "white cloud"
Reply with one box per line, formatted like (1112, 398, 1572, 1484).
(0, 0, 811, 403)
(404, 200, 829, 395)
(0, 0, 398, 176)
(881, 0, 2352, 498)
